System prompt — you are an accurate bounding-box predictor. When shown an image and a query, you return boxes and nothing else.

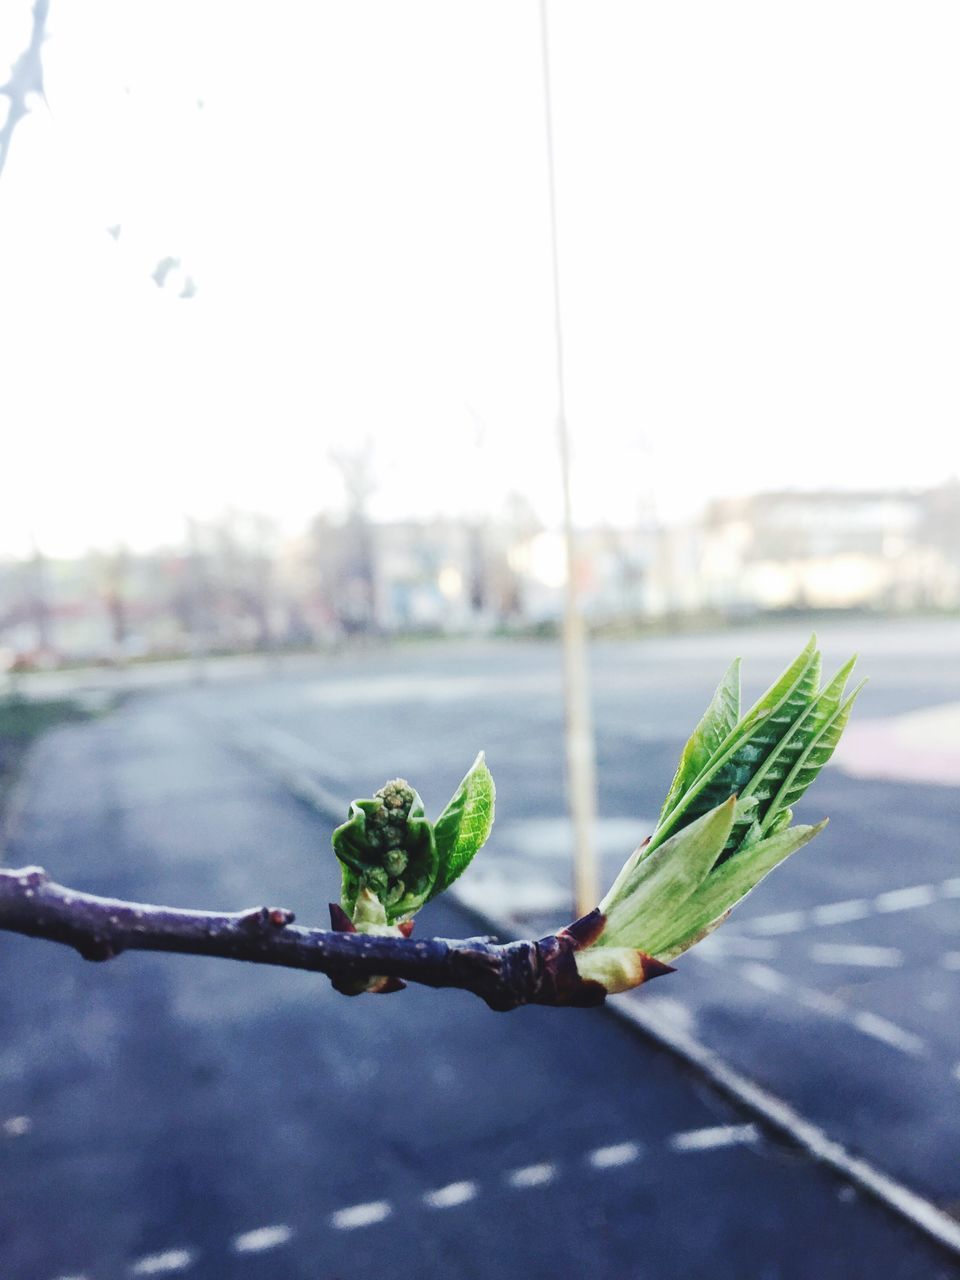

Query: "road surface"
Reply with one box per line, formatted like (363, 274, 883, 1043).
(1, 618, 958, 1278)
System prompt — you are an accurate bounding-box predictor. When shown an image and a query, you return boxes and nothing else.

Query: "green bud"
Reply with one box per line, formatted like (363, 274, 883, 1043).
(332, 778, 439, 924)
(376, 779, 415, 817)
(384, 847, 408, 877)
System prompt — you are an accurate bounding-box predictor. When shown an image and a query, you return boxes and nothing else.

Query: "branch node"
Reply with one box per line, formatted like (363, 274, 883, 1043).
(78, 937, 120, 963)
(240, 905, 294, 932)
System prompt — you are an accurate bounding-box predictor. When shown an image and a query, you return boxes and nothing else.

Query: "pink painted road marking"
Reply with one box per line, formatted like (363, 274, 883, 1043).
(836, 703, 960, 786)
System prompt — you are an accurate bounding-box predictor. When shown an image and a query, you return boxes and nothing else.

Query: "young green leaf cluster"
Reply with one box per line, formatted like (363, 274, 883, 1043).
(327, 638, 862, 1002)
(332, 751, 495, 928)
(592, 636, 864, 964)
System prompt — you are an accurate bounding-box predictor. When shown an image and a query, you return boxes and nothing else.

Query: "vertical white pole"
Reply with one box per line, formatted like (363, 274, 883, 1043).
(538, 0, 600, 916)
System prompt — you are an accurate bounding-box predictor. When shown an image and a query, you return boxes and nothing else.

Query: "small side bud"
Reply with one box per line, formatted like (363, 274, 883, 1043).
(329, 903, 357, 933)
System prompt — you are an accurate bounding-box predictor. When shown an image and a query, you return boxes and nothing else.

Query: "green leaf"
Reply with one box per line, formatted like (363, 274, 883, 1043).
(657, 660, 741, 824)
(597, 797, 736, 947)
(649, 821, 827, 960)
(648, 636, 821, 855)
(760, 679, 866, 837)
(722, 656, 857, 856)
(431, 752, 496, 897)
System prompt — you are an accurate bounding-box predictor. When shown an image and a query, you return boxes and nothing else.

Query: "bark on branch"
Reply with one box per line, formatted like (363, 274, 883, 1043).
(0, 866, 668, 1011)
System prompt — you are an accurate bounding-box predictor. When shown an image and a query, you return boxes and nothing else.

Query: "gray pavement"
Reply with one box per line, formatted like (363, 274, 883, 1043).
(1, 619, 959, 1277)
(190, 620, 960, 1201)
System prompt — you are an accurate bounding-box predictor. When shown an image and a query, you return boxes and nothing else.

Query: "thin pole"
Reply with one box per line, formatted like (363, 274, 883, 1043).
(538, 0, 599, 916)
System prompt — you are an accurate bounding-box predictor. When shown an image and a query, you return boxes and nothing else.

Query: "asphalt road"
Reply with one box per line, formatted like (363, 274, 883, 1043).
(1, 618, 958, 1278)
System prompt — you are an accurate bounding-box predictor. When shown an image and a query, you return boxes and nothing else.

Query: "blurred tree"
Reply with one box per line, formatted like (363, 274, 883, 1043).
(330, 445, 378, 634)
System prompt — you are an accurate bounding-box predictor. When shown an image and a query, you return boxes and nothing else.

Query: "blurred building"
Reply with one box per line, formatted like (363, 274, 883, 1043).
(700, 485, 960, 613)
(1, 482, 958, 667)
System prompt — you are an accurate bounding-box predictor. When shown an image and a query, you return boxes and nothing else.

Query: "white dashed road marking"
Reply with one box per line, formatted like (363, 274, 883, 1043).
(741, 963, 789, 994)
(851, 1012, 926, 1057)
(942, 952, 960, 971)
(809, 944, 904, 968)
(811, 899, 871, 926)
(129, 1250, 195, 1276)
(743, 876, 957, 936)
(231, 1224, 294, 1254)
(589, 1141, 641, 1169)
(670, 1124, 758, 1153)
(796, 987, 846, 1017)
(746, 911, 806, 936)
(330, 1201, 393, 1230)
(423, 1181, 478, 1210)
(698, 935, 781, 959)
(874, 884, 936, 913)
(741, 965, 928, 1058)
(506, 1162, 557, 1189)
(2, 1115, 32, 1137)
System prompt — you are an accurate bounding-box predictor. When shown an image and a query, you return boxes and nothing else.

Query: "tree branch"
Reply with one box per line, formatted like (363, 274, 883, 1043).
(0, 866, 670, 1011)
(0, 0, 49, 184)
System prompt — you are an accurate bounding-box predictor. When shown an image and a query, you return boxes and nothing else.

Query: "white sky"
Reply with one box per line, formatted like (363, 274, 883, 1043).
(0, 1, 958, 557)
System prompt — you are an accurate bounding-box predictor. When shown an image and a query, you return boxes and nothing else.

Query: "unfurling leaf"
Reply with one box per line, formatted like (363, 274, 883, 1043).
(657, 659, 740, 824)
(651, 636, 822, 855)
(581, 638, 864, 978)
(598, 796, 737, 947)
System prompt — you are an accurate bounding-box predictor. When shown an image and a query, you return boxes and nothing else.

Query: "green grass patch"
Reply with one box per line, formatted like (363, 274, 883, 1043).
(0, 696, 91, 742)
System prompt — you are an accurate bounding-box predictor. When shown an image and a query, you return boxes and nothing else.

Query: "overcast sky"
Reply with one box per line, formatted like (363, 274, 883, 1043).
(1, 1, 958, 556)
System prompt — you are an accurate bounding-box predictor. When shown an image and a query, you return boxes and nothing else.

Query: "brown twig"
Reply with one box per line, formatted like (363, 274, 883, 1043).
(0, 866, 669, 1011)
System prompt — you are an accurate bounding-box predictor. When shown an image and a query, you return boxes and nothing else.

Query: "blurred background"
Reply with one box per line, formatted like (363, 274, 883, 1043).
(1, 4, 959, 1278)
(1, 1, 959, 666)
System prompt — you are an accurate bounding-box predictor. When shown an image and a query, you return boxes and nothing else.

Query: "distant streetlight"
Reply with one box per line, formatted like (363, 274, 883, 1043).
(538, 0, 600, 917)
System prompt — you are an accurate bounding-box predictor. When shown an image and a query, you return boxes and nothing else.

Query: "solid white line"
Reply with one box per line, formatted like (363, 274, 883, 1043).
(129, 1251, 195, 1276)
(744, 911, 806, 936)
(811, 899, 871, 926)
(330, 1201, 392, 1230)
(874, 884, 936, 913)
(506, 1162, 556, 1189)
(850, 1012, 925, 1057)
(942, 953, 960, 971)
(229, 725, 349, 823)
(589, 1141, 641, 1169)
(670, 1123, 758, 1153)
(810, 944, 904, 968)
(607, 994, 960, 1257)
(741, 963, 789, 994)
(423, 1181, 477, 1209)
(231, 1224, 294, 1254)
